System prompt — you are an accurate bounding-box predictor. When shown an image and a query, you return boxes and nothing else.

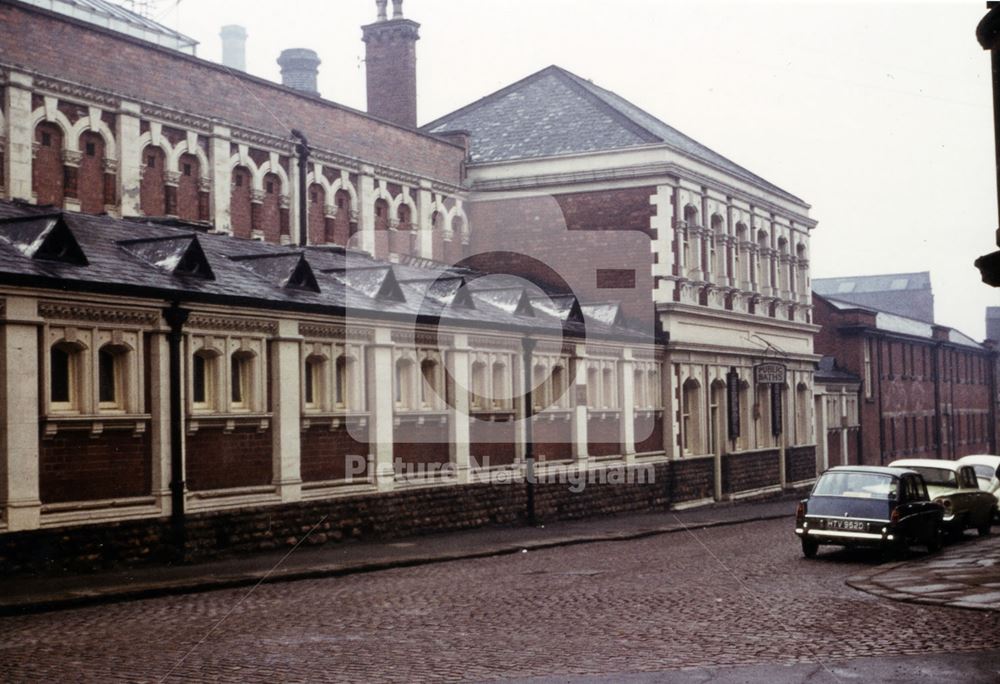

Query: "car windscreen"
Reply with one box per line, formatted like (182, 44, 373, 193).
(971, 464, 995, 481)
(907, 467, 957, 488)
(812, 472, 897, 499)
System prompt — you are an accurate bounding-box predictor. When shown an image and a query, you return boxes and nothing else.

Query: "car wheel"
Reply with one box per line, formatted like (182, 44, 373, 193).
(926, 522, 942, 553)
(801, 538, 818, 558)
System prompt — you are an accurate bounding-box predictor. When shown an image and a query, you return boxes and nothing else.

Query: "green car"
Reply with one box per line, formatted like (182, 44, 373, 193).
(888, 459, 997, 538)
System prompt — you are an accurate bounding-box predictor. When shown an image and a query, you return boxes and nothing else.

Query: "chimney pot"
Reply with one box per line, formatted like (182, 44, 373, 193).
(277, 48, 321, 96)
(220, 24, 247, 71)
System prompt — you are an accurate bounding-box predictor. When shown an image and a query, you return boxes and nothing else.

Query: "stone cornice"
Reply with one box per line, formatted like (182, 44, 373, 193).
(187, 313, 277, 335)
(38, 302, 159, 327)
(299, 323, 374, 341)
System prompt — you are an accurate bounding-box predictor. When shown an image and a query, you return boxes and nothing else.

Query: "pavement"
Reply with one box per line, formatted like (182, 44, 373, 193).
(3, 494, 999, 617)
(847, 532, 1000, 611)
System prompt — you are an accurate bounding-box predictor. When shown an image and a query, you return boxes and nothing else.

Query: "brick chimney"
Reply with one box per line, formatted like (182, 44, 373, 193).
(362, 0, 420, 127)
(277, 48, 321, 96)
(220, 25, 247, 71)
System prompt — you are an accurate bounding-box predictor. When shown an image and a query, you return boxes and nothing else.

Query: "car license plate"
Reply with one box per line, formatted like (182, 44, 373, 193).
(826, 519, 866, 531)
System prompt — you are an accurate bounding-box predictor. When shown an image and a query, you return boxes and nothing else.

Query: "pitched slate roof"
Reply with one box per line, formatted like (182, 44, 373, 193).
(813, 272, 931, 296)
(423, 65, 802, 203)
(0, 201, 650, 343)
(819, 294, 983, 350)
(19, 0, 198, 51)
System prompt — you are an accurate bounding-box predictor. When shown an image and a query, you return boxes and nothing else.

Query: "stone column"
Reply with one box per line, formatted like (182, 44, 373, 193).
(358, 165, 376, 255)
(367, 327, 395, 490)
(117, 100, 142, 217)
(619, 351, 636, 463)
(570, 344, 589, 461)
(448, 334, 471, 482)
(5, 72, 34, 202)
(1, 296, 42, 531)
(814, 390, 828, 474)
(250, 190, 264, 240)
(271, 319, 303, 502)
(149, 329, 173, 514)
(210, 124, 232, 233)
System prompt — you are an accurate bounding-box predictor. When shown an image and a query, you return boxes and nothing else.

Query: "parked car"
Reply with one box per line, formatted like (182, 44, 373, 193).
(955, 454, 1000, 520)
(795, 466, 943, 558)
(888, 459, 996, 537)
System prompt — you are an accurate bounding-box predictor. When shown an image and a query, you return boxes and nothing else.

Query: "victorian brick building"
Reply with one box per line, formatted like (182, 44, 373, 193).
(0, 0, 823, 569)
(813, 293, 997, 466)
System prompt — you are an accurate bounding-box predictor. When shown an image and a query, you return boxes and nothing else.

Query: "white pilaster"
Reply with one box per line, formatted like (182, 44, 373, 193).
(271, 319, 303, 502)
(5, 72, 34, 202)
(149, 330, 173, 514)
(570, 345, 589, 461)
(1, 296, 42, 530)
(619, 351, 635, 463)
(367, 327, 395, 490)
(211, 124, 232, 233)
(358, 165, 376, 255)
(417, 179, 434, 259)
(117, 100, 142, 217)
(448, 334, 471, 483)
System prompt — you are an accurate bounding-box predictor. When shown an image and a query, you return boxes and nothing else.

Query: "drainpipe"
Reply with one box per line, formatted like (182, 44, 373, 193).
(163, 303, 190, 561)
(933, 342, 943, 457)
(292, 129, 311, 247)
(522, 336, 536, 526)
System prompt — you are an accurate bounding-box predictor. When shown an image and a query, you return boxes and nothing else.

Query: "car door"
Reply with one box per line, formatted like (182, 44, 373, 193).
(959, 466, 992, 525)
(896, 475, 926, 541)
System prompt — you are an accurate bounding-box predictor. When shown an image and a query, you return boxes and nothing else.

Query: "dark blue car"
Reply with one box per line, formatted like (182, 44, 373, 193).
(795, 466, 944, 558)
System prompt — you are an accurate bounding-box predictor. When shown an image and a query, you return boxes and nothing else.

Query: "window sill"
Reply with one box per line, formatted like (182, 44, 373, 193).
(42, 414, 151, 438)
(533, 408, 572, 421)
(394, 410, 449, 426)
(186, 413, 271, 434)
(301, 412, 369, 430)
(587, 409, 622, 420)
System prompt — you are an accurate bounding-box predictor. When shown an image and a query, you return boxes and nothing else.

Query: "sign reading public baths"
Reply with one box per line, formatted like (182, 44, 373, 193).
(755, 362, 787, 385)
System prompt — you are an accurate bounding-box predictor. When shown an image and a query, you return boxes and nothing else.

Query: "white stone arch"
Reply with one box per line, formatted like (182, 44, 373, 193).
(371, 182, 393, 207)
(305, 163, 334, 196)
(167, 138, 210, 178)
(329, 175, 359, 209)
(445, 202, 469, 234)
(390, 187, 417, 218)
(137, 131, 175, 166)
(256, 158, 290, 196)
(69, 111, 117, 159)
(30, 106, 74, 148)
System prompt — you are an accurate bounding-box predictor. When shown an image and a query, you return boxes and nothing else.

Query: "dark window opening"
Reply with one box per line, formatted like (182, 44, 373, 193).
(231, 356, 243, 403)
(193, 354, 206, 404)
(41, 132, 52, 147)
(266, 181, 274, 194)
(98, 348, 117, 403)
(337, 198, 344, 208)
(183, 163, 192, 176)
(304, 360, 315, 404)
(147, 155, 156, 168)
(235, 174, 243, 187)
(85, 142, 96, 157)
(50, 346, 70, 403)
(310, 190, 318, 203)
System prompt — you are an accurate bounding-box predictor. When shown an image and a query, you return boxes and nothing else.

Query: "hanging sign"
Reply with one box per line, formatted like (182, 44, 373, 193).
(755, 362, 787, 385)
(771, 382, 783, 437)
(726, 367, 741, 441)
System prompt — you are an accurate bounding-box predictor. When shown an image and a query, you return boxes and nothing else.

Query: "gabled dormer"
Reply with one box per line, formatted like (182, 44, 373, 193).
(230, 252, 321, 292)
(532, 294, 584, 324)
(119, 234, 215, 280)
(0, 214, 88, 266)
(324, 265, 406, 302)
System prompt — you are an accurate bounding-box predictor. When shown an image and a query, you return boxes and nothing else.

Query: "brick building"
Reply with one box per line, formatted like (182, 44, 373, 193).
(813, 293, 997, 466)
(0, 0, 823, 569)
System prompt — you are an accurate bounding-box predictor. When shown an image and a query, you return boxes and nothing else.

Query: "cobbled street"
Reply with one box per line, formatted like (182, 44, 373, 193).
(4, 517, 1000, 682)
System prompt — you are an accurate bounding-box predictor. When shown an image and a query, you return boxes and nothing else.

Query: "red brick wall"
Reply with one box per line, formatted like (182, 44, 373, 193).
(533, 417, 572, 461)
(785, 446, 816, 483)
(470, 413, 517, 467)
(364, 27, 418, 128)
(307, 183, 326, 245)
(140, 147, 166, 216)
(230, 167, 253, 238)
(77, 131, 105, 213)
(300, 424, 370, 482)
(176, 153, 201, 221)
(394, 420, 450, 465)
(32, 122, 64, 206)
(587, 415, 620, 457)
(39, 427, 151, 503)
(0, 4, 462, 184)
(185, 426, 272, 491)
(466, 189, 656, 328)
(721, 449, 780, 494)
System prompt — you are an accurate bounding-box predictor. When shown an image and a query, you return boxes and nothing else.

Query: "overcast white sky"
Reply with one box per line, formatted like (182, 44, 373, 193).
(151, 0, 999, 339)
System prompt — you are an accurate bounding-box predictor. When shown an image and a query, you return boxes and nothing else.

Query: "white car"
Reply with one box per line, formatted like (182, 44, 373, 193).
(956, 454, 1000, 519)
(888, 459, 997, 537)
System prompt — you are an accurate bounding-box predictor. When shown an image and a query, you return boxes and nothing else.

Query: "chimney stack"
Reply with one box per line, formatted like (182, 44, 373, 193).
(362, 0, 420, 127)
(277, 48, 321, 96)
(219, 25, 247, 71)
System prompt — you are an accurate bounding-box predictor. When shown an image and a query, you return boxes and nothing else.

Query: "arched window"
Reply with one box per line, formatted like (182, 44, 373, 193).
(33, 122, 66, 207)
(550, 365, 565, 409)
(648, 369, 661, 408)
(229, 165, 254, 239)
(533, 363, 548, 410)
(681, 378, 702, 455)
(192, 350, 216, 410)
(395, 358, 414, 409)
(491, 361, 507, 409)
(709, 381, 725, 455)
(796, 382, 810, 445)
(738, 380, 752, 451)
(335, 355, 353, 409)
(633, 368, 646, 408)
(78, 131, 106, 214)
(304, 354, 326, 409)
(308, 182, 326, 245)
(471, 361, 487, 410)
(587, 366, 600, 407)
(374, 198, 390, 231)
(683, 204, 699, 227)
(420, 359, 439, 409)
(98, 344, 128, 409)
(601, 367, 615, 408)
(396, 203, 412, 230)
(755, 383, 771, 448)
(50, 341, 83, 411)
(451, 215, 465, 235)
(230, 351, 254, 410)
